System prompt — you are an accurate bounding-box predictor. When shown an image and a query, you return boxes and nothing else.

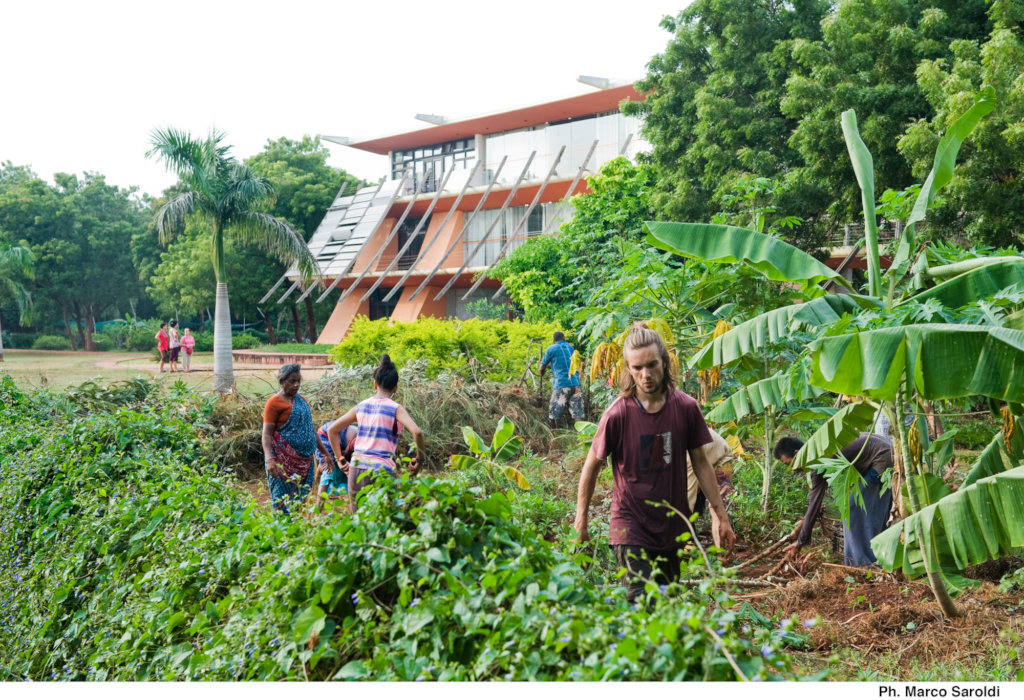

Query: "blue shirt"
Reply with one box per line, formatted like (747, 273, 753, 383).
(541, 340, 580, 389)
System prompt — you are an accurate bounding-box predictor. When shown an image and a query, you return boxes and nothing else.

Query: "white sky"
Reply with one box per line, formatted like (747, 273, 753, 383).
(0, 0, 686, 199)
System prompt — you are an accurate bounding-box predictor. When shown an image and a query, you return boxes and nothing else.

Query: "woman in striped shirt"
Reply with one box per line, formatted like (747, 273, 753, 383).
(327, 354, 425, 513)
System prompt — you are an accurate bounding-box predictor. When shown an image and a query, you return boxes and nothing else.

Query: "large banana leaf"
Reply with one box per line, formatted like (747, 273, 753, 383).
(706, 370, 827, 423)
(901, 258, 1024, 309)
(841, 110, 883, 297)
(962, 428, 1024, 487)
(871, 466, 1024, 575)
(810, 324, 1024, 402)
(644, 222, 851, 295)
(688, 294, 881, 369)
(790, 401, 878, 472)
(887, 89, 996, 286)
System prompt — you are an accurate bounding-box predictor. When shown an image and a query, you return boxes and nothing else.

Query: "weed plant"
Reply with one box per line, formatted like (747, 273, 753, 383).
(0, 372, 800, 681)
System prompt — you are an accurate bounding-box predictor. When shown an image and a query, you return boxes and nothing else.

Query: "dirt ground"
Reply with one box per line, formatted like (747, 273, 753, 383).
(725, 543, 1024, 677)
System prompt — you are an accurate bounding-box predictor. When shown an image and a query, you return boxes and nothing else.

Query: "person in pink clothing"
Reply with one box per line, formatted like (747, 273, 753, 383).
(327, 354, 425, 513)
(180, 328, 196, 372)
(155, 322, 170, 373)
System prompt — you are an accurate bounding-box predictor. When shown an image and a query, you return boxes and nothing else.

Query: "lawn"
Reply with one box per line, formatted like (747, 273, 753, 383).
(0, 350, 330, 397)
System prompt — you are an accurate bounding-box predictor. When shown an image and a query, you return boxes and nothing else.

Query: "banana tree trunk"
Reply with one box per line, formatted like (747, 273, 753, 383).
(212, 282, 234, 393)
(893, 396, 959, 618)
(761, 407, 774, 513)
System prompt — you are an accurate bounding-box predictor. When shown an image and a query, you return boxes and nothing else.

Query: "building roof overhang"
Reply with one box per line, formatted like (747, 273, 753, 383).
(345, 84, 645, 155)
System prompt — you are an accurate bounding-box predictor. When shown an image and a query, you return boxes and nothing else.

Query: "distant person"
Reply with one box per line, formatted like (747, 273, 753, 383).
(327, 354, 425, 514)
(180, 328, 195, 372)
(155, 322, 170, 373)
(774, 432, 894, 567)
(314, 420, 357, 512)
(539, 331, 583, 429)
(168, 320, 180, 372)
(261, 364, 317, 514)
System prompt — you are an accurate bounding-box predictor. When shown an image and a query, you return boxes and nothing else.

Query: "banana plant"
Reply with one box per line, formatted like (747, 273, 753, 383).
(449, 417, 530, 490)
(646, 88, 1022, 617)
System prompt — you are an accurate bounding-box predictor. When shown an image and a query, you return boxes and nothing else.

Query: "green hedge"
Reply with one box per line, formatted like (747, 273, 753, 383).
(328, 317, 565, 381)
(0, 373, 799, 681)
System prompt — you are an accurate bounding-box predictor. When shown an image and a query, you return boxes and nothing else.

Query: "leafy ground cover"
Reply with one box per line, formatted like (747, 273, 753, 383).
(0, 372, 800, 681)
(2, 368, 1021, 681)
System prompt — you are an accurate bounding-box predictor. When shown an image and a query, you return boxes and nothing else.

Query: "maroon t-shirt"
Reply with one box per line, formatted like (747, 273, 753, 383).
(591, 389, 713, 548)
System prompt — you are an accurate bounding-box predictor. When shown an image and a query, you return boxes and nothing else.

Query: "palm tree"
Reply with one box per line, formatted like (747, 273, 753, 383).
(0, 240, 34, 362)
(146, 129, 317, 392)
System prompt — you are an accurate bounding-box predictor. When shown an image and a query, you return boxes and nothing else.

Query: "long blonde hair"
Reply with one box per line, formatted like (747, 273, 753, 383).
(617, 322, 676, 398)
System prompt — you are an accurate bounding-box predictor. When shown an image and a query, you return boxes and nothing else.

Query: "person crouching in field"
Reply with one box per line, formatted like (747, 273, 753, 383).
(327, 354, 425, 514)
(261, 364, 317, 514)
(315, 419, 356, 512)
(574, 323, 735, 602)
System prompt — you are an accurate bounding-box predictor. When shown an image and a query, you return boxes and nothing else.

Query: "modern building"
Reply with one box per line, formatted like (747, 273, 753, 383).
(265, 82, 648, 344)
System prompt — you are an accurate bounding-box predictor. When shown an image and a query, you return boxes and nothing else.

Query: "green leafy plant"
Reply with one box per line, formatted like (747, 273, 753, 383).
(450, 416, 530, 490)
(0, 374, 797, 681)
(647, 88, 1024, 617)
(327, 316, 561, 382)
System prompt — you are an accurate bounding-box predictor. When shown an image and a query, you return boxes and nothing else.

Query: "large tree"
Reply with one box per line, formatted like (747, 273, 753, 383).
(623, 0, 831, 248)
(492, 157, 657, 326)
(782, 0, 991, 225)
(0, 172, 143, 350)
(897, 0, 1024, 247)
(146, 129, 317, 392)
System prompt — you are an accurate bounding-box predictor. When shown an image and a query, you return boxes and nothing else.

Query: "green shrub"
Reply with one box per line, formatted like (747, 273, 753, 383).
(91, 333, 115, 352)
(31, 335, 72, 351)
(5, 332, 39, 349)
(0, 375, 800, 681)
(231, 333, 261, 350)
(328, 317, 564, 381)
(193, 331, 214, 352)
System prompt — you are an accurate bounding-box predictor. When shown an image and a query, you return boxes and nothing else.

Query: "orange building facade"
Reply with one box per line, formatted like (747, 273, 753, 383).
(271, 84, 647, 344)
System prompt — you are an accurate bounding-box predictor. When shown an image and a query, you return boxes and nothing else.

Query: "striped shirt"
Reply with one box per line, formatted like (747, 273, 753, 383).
(352, 396, 402, 472)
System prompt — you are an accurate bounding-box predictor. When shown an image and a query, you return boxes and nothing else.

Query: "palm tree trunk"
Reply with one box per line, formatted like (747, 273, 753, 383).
(212, 282, 234, 393)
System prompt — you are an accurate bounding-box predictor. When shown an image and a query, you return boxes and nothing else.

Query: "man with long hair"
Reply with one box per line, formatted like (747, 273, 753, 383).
(574, 323, 735, 601)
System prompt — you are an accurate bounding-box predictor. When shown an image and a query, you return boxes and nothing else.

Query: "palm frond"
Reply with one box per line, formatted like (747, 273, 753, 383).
(0, 242, 34, 276)
(154, 191, 199, 244)
(146, 127, 208, 184)
(222, 164, 274, 214)
(230, 212, 318, 281)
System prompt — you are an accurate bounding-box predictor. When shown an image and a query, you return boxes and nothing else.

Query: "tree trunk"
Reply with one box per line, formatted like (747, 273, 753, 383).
(83, 305, 96, 352)
(258, 307, 276, 345)
(212, 282, 234, 393)
(893, 396, 959, 618)
(71, 303, 86, 350)
(61, 303, 77, 351)
(761, 408, 774, 513)
(303, 295, 317, 343)
(0, 311, 5, 362)
(291, 305, 302, 343)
